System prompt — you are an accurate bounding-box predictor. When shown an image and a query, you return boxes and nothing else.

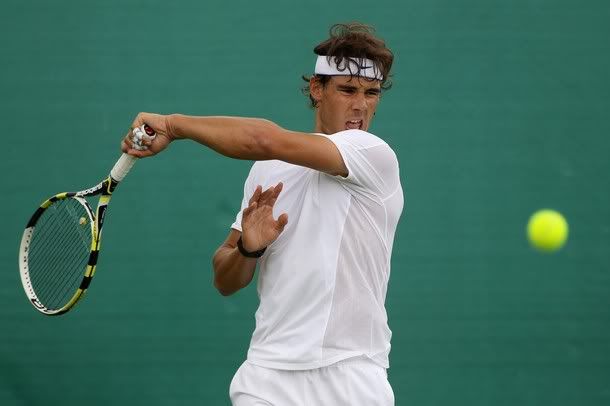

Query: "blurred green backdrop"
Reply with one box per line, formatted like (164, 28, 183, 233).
(1, 0, 609, 405)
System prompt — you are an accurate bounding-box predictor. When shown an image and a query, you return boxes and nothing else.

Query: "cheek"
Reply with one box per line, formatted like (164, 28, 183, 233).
(324, 99, 343, 117)
(369, 100, 380, 114)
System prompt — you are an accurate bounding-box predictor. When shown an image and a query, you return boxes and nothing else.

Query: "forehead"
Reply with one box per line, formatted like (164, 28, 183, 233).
(330, 75, 381, 90)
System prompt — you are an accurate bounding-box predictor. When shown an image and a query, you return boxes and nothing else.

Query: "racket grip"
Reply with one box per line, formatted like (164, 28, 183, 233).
(110, 153, 137, 182)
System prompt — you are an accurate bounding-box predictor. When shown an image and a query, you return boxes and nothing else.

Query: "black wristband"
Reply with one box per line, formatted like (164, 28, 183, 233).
(236, 236, 266, 258)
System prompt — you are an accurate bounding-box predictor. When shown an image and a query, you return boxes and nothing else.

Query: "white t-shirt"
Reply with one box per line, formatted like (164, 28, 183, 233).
(231, 129, 404, 370)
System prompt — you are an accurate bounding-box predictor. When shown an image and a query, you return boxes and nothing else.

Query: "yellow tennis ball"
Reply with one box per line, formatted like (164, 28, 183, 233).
(79, 217, 87, 225)
(527, 209, 568, 252)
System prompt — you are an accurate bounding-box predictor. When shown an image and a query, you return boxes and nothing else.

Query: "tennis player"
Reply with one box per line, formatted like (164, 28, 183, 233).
(123, 22, 402, 405)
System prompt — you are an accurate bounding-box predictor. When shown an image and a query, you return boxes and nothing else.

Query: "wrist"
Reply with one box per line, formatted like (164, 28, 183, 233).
(236, 236, 266, 258)
(166, 113, 184, 140)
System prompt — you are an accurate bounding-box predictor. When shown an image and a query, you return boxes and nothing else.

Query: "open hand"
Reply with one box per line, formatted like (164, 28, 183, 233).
(241, 183, 288, 252)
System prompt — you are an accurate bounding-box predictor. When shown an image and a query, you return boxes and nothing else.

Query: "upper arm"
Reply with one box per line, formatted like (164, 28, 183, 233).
(265, 128, 348, 177)
(266, 127, 400, 197)
(316, 130, 400, 198)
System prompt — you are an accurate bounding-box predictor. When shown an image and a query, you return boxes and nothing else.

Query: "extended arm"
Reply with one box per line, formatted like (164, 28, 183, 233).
(122, 113, 348, 177)
(121, 113, 307, 295)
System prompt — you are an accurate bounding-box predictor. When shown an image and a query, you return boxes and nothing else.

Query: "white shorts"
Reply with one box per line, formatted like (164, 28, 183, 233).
(229, 357, 394, 406)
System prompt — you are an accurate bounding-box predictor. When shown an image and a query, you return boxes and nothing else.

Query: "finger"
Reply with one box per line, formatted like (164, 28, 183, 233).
(131, 112, 147, 130)
(273, 182, 284, 198)
(259, 185, 282, 208)
(268, 196, 279, 208)
(124, 136, 155, 157)
(275, 213, 288, 232)
(248, 185, 262, 205)
(258, 186, 277, 205)
(267, 183, 284, 207)
(126, 147, 151, 158)
(137, 127, 156, 146)
(141, 135, 153, 147)
(131, 127, 146, 148)
(261, 186, 275, 198)
(122, 133, 136, 150)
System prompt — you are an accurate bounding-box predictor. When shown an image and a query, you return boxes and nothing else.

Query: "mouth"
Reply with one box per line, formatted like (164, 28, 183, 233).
(345, 120, 363, 130)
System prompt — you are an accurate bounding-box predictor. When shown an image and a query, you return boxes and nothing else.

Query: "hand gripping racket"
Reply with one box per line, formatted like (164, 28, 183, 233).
(18, 124, 155, 315)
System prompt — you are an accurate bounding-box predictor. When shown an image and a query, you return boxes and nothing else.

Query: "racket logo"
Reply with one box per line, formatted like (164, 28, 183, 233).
(97, 205, 108, 230)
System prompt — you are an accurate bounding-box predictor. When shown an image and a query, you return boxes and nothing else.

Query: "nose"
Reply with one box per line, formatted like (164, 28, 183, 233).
(352, 91, 367, 112)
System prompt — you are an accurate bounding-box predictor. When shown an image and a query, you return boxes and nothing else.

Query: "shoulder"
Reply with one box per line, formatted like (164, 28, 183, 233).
(327, 130, 397, 163)
(327, 129, 391, 150)
(323, 130, 401, 196)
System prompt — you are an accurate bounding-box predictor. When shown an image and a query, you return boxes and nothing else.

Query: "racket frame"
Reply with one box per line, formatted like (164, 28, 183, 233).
(19, 172, 121, 315)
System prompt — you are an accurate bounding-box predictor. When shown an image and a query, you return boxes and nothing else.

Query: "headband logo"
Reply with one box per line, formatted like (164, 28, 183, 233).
(314, 55, 383, 80)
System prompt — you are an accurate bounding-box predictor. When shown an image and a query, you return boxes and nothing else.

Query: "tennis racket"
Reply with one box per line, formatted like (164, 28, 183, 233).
(18, 124, 156, 316)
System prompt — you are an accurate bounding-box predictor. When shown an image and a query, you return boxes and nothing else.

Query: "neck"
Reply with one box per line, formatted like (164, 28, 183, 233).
(313, 111, 328, 134)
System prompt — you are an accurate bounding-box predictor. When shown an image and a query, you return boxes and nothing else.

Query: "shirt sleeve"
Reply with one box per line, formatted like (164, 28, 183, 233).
(231, 164, 257, 232)
(325, 130, 400, 198)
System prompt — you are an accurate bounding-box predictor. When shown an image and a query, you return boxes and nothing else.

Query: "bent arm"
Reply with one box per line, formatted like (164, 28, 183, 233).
(168, 114, 348, 177)
(212, 229, 258, 296)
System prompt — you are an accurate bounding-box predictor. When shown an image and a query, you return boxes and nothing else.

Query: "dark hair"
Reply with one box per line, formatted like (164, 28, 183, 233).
(302, 22, 394, 108)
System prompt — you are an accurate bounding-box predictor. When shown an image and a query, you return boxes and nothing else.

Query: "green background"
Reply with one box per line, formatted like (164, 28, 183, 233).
(1, 0, 609, 405)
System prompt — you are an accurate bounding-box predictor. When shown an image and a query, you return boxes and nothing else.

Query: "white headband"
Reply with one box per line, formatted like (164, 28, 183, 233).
(314, 55, 383, 80)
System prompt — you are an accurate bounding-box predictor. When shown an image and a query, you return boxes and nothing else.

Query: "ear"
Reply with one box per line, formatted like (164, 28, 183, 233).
(310, 77, 323, 105)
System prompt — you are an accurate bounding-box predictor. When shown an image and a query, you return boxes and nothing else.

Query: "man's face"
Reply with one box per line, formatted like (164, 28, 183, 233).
(312, 76, 381, 134)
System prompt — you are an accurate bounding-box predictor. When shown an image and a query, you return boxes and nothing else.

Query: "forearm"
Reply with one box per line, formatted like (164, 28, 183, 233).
(212, 244, 258, 296)
(168, 114, 280, 160)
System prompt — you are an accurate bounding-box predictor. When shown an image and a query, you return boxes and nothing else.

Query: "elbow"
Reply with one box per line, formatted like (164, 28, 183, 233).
(213, 267, 245, 296)
(212, 265, 237, 296)
(247, 119, 282, 160)
(214, 278, 238, 296)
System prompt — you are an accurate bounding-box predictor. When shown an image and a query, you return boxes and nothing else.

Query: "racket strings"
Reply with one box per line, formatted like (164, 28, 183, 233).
(28, 199, 93, 309)
(30, 215, 89, 305)
(34, 206, 90, 281)
(32, 207, 91, 303)
(43, 238, 90, 305)
(36, 232, 89, 303)
(33, 209, 87, 282)
(32, 204, 87, 284)
(31, 217, 91, 306)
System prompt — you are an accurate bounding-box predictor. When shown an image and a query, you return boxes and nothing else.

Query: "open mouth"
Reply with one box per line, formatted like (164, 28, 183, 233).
(346, 120, 363, 130)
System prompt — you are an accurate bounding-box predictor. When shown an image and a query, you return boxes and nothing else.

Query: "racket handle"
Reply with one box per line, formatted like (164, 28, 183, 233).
(110, 153, 137, 182)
